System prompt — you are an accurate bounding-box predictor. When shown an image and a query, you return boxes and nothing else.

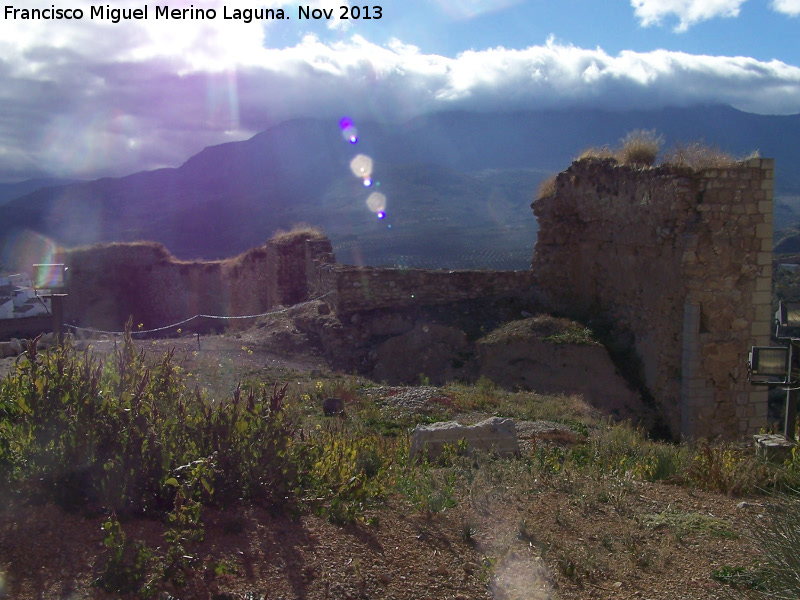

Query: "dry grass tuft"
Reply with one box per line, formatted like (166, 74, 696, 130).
(574, 130, 662, 168)
(535, 175, 557, 200)
(270, 223, 327, 246)
(575, 146, 616, 162)
(617, 129, 662, 167)
(662, 141, 759, 171)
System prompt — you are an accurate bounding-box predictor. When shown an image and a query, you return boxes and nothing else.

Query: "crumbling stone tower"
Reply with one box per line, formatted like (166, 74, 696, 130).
(532, 158, 774, 439)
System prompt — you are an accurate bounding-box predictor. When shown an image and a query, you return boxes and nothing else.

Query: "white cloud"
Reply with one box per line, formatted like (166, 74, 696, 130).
(772, 0, 800, 15)
(631, 0, 747, 31)
(1, 5, 800, 180)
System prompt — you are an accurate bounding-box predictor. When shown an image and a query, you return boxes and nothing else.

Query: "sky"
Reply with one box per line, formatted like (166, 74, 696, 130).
(0, 0, 799, 181)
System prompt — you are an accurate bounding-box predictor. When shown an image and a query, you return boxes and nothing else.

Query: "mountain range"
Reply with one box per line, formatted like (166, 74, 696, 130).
(1, 105, 799, 271)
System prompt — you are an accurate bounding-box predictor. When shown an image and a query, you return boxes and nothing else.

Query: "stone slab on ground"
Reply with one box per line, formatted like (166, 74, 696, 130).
(754, 433, 796, 462)
(410, 416, 519, 461)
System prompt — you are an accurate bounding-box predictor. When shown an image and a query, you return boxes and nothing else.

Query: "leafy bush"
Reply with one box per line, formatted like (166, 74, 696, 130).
(750, 491, 800, 599)
(685, 439, 769, 495)
(0, 324, 296, 515)
(295, 422, 398, 523)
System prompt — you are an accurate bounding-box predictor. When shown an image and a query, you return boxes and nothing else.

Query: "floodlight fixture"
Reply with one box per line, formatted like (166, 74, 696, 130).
(776, 301, 800, 339)
(748, 345, 792, 385)
(31, 263, 66, 290)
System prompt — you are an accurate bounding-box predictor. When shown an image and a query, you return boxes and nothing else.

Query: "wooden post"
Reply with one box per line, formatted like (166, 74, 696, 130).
(47, 293, 67, 346)
(785, 387, 798, 441)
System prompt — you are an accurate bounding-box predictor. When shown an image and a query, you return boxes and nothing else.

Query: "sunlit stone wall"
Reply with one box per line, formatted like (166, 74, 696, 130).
(531, 158, 773, 439)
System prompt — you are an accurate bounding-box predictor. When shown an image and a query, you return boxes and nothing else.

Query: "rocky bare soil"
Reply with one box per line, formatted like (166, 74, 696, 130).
(0, 311, 771, 600)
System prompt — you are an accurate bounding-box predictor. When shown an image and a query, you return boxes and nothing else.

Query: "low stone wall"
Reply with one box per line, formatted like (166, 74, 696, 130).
(323, 265, 537, 316)
(532, 157, 773, 438)
(60, 236, 328, 333)
(0, 315, 52, 341)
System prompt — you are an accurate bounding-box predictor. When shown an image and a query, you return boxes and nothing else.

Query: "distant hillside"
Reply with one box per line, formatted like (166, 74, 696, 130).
(0, 178, 77, 207)
(1, 105, 798, 269)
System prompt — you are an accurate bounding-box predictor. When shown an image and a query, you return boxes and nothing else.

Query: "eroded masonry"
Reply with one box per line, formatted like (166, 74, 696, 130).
(52, 158, 774, 440)
(532, 158, 774, 438)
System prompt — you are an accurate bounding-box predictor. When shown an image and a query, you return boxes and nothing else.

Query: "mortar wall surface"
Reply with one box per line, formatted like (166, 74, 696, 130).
(62, 240, 297, 332)
(531, 158, 773, 439)
(326, 266, 538, 315)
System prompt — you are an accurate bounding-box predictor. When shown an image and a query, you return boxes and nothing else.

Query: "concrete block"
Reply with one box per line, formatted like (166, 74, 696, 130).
(758, 200, 774, 214)
(760, 158, 775, 170)
(754, 434, 795, 462)
(747, 158, 762, 168)
(410, 417, 519, 461)
(761, 179, 775, 191)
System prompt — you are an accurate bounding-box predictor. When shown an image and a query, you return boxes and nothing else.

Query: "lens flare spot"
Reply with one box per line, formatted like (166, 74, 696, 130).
(0, 230, 60, 275)
(377, 211, 386, 220)
(363, 177, 372, 187)
(339, 117, 358, 144)
(366, 192, 387, 213)
(350, 154, 373, 179)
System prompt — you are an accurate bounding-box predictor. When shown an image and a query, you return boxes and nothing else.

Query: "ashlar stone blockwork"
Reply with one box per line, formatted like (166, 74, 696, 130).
(531, 158, 773, 439)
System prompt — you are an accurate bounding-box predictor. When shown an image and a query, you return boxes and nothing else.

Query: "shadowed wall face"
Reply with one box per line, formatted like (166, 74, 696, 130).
(531, 158, 773, 439)
(59, 235, 336, 333)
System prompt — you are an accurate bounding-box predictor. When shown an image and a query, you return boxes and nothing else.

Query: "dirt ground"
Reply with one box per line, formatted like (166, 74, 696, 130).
(0, 312, 769, 600)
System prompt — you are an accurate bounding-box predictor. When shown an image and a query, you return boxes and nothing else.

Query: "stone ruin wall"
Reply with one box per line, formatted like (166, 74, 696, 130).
(49, 159, 774, 440)
(531, 158, 774, 438)
(63, 243, 221, 332)
(314, 265, 537, 317)
(61, 238, 334, 332)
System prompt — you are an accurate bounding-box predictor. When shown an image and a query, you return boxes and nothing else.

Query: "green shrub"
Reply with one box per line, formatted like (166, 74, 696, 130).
(686, 440, 768, 495)
(0, 324, 296, 515)
(750, 491, 800, 598)
(294, 422, 399, 523)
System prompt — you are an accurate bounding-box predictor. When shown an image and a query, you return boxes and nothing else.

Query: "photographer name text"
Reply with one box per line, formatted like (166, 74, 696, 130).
(4, 4, 383, 23)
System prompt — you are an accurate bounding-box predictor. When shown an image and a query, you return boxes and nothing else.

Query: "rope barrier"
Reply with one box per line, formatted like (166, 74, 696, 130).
(63, 292, 332, 337)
